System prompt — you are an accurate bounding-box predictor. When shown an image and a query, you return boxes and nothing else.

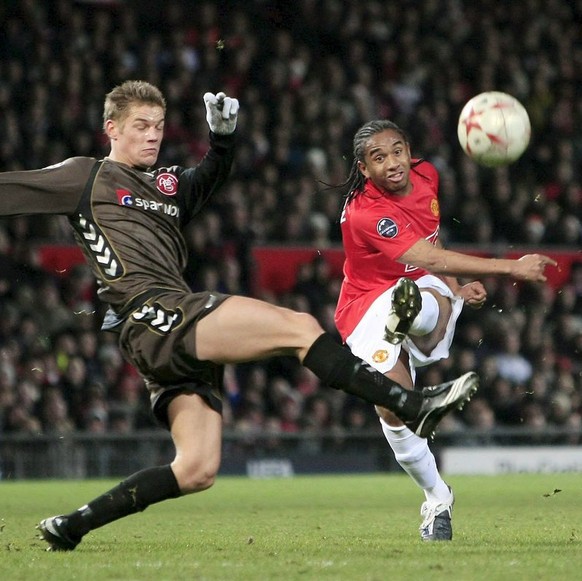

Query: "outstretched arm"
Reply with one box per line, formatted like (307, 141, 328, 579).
(0, 157, 94, 216)
(399, 238, 557, 282)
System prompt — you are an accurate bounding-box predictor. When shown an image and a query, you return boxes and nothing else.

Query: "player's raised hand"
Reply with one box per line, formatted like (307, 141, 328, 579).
(203, 91, 239, 135)
(512, 254, 557, 282)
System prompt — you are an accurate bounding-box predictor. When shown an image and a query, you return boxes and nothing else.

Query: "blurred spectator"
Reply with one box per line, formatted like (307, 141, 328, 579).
(39, 385, 75, 435)
(461, 398, 497, 446)
(520, 401, 549, 444)
(491, 329, 533, 385)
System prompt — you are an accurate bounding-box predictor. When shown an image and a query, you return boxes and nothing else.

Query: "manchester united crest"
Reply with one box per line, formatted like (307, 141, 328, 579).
(372, 349, 389, 363)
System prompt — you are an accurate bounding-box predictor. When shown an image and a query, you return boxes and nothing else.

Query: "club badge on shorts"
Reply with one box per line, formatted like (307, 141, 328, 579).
(372, 349, 389, 363)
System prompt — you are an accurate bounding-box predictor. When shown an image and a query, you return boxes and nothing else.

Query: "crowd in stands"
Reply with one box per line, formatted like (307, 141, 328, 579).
(0, 0, 580, 447)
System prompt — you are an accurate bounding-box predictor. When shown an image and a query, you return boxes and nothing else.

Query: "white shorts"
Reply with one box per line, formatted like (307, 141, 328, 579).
(345, 275, 464, 377)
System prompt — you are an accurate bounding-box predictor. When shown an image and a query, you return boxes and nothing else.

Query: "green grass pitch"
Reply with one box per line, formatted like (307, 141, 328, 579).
(1, 473, 581, 580)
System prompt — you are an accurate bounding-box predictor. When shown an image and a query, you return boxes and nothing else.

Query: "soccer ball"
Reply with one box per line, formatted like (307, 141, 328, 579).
(457, 91, 531, 167)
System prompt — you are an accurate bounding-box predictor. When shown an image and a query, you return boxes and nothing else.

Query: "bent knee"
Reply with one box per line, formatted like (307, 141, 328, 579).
(285, 311, 325, 359)
(172, 462, 219, 494)
(288, 310, 323, 336)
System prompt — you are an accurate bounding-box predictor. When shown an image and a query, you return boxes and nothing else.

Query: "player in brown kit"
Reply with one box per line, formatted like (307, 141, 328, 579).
(0, 81, 478, 550)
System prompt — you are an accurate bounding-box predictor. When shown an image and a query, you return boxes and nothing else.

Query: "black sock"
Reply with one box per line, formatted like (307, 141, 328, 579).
(65, 465, 181, 538)
(303, 333, 422, 421)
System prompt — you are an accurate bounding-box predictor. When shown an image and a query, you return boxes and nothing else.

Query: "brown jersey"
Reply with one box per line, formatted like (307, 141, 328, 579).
(0, 132, 235, 321)
(0, 133, 235, 422)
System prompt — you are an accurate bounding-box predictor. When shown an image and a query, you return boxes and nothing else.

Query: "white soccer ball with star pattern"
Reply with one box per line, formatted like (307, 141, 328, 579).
(457, 91, 531, 167)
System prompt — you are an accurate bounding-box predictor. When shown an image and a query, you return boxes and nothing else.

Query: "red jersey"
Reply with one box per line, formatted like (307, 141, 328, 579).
(335, 160, 441, 340)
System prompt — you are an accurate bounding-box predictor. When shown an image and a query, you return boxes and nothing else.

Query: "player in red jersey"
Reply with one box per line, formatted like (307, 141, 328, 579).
(0, 83, 481, 551)
(336, 120, 556, 541)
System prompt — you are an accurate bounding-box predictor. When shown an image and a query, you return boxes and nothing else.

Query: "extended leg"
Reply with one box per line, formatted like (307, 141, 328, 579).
(38, 394, 220, 551)
(195, 296, 476, 435)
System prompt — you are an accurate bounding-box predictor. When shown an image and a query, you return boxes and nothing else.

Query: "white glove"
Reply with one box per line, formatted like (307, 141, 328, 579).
(203, 91, 239, 135)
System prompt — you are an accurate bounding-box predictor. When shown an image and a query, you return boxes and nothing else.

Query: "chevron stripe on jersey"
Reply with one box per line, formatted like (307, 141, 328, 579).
(72, 213, 123, 279)
(131, 302, 184, 334)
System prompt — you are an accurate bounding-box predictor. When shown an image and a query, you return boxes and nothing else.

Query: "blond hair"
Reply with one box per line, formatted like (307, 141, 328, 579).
(103, 80, 166, 130)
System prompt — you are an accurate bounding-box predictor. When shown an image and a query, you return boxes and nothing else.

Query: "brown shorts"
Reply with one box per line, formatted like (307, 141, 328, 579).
(118, 290, 231, 429)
